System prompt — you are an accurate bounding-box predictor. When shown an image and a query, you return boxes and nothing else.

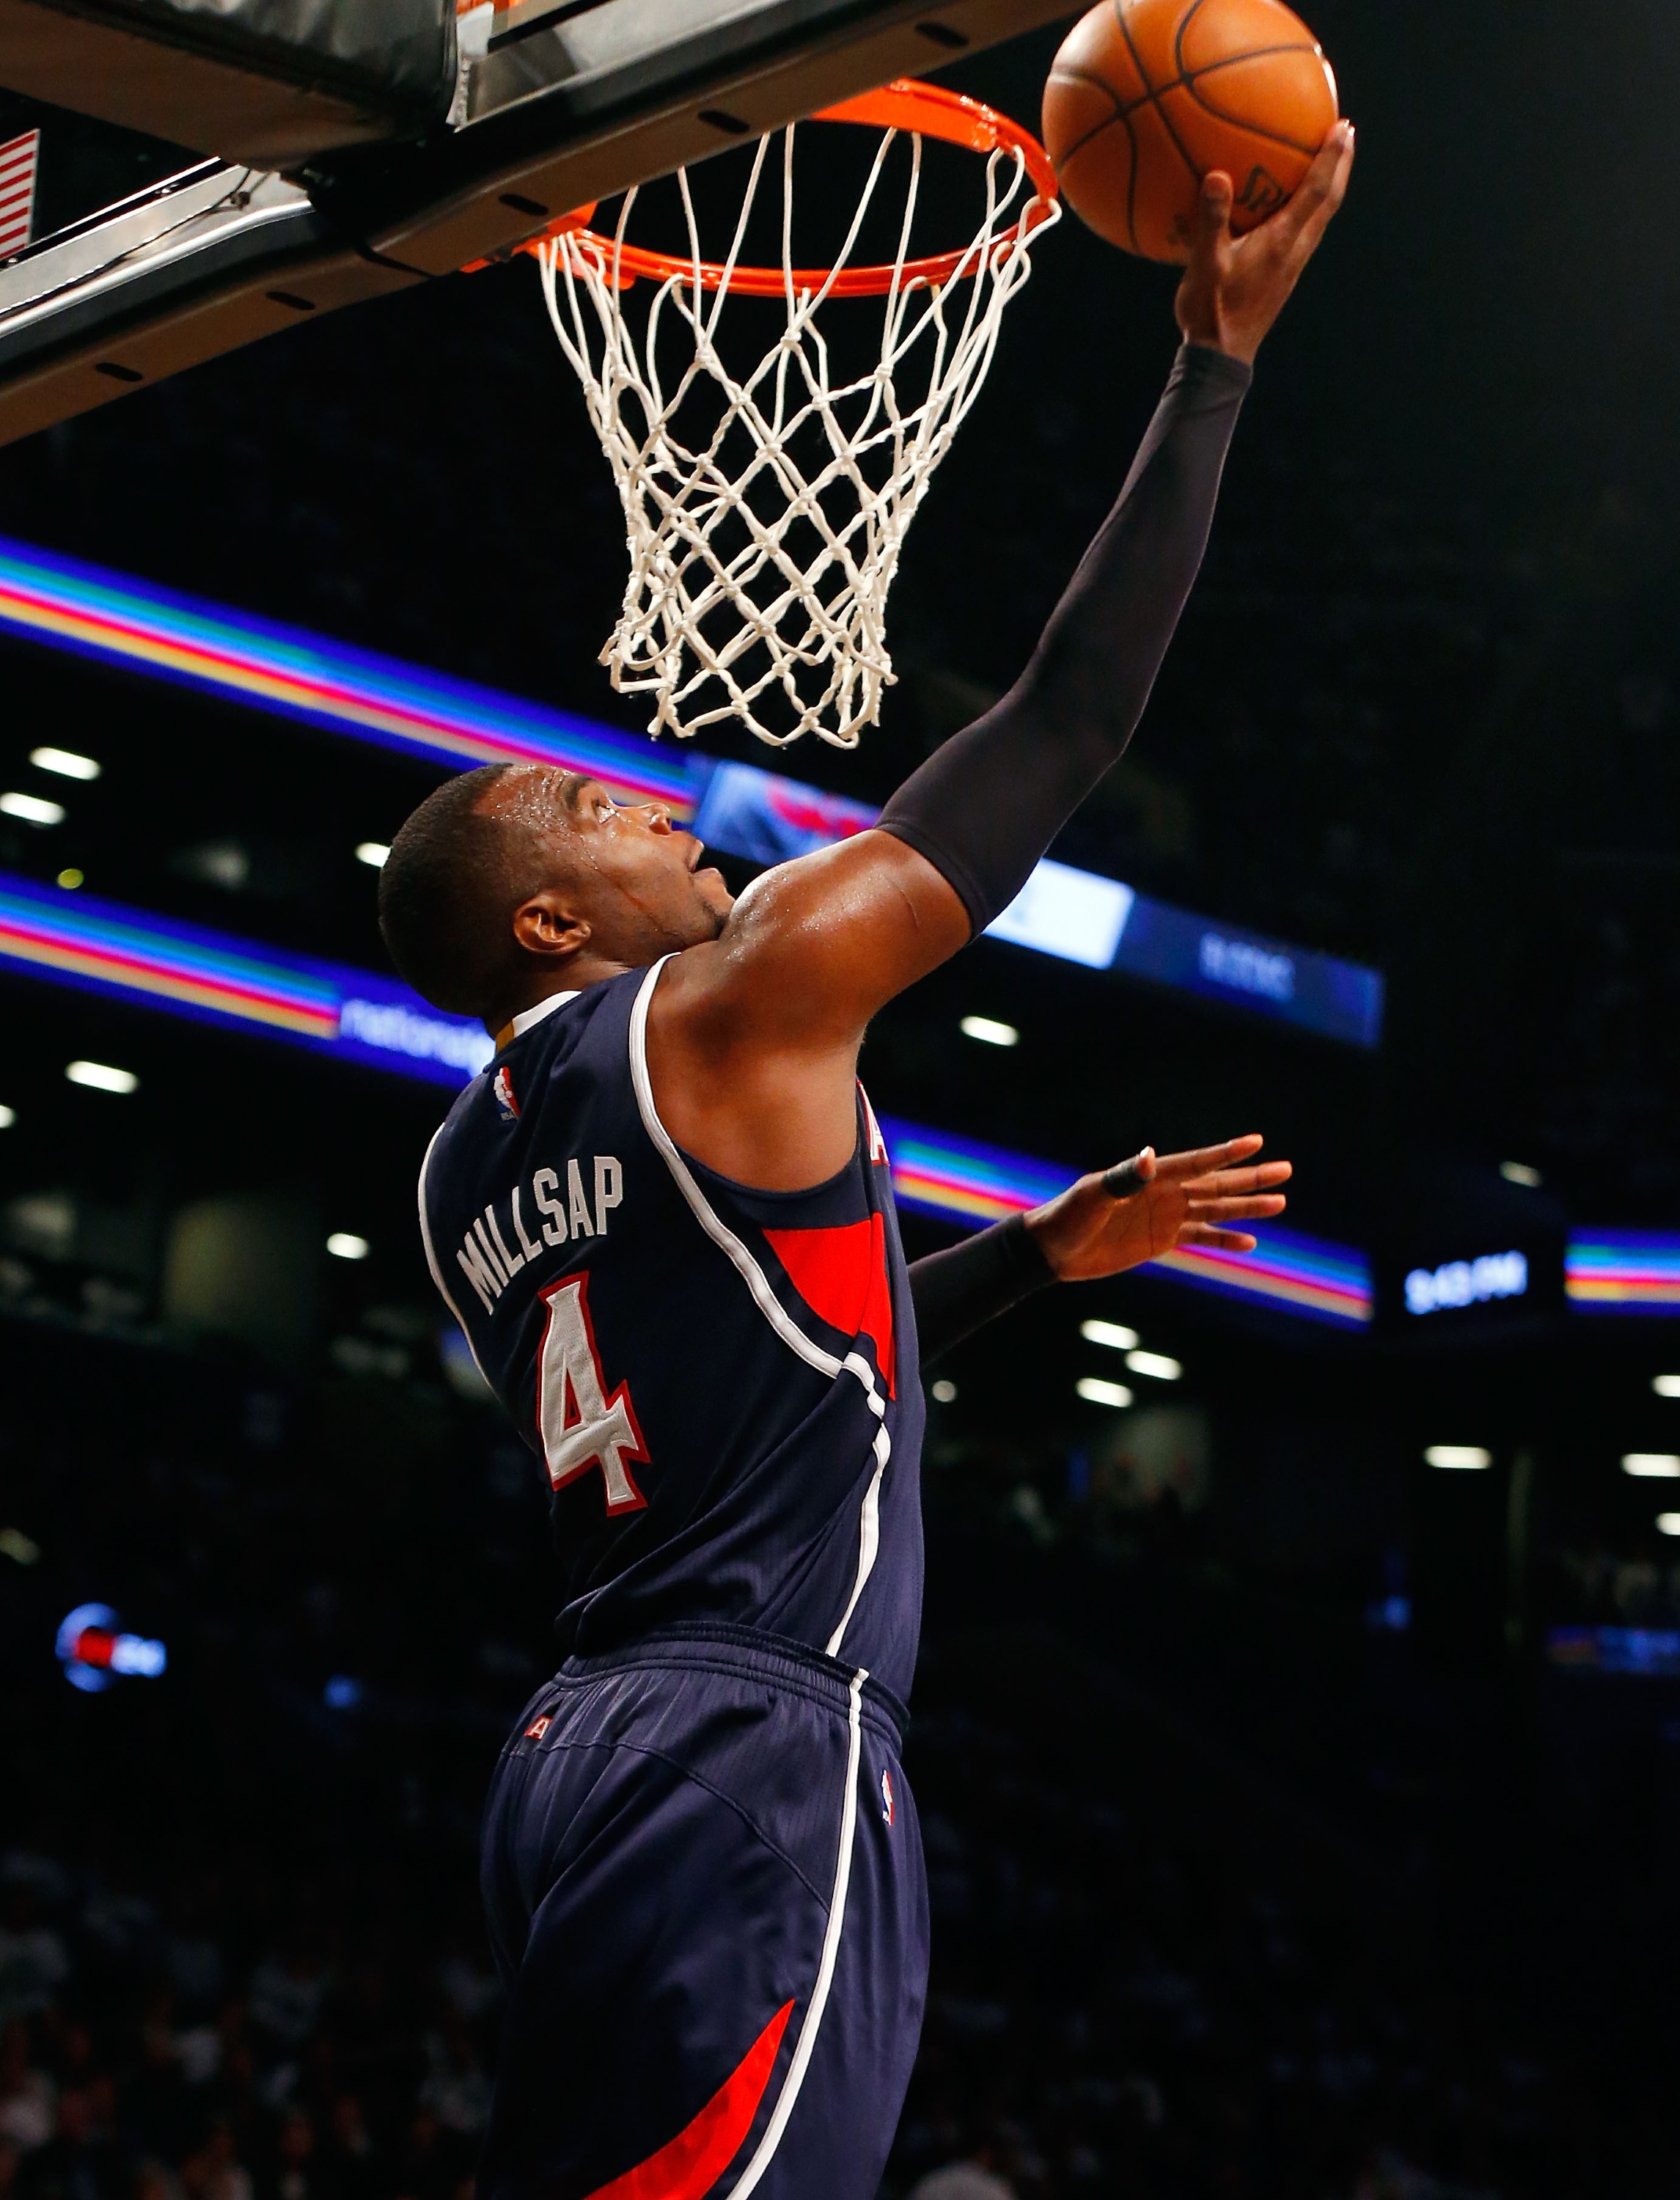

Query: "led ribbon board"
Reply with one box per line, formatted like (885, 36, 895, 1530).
(1565, 1233, 1680, 1314)
(0, 868, 1371, 1325)
(0, 535, 1382, 1046)
(881, 1114, 1373, 1328)
(691, 760, 1385, 1046)
(0, 870, 490, 1083)
(1547, 1625, 1680, 1675)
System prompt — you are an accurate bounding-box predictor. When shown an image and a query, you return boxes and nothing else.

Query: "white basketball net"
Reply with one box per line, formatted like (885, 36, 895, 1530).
(538, 122, 1057, 748)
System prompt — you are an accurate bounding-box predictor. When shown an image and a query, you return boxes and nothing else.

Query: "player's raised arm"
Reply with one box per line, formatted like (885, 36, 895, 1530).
(649, 127, 1351, 1181)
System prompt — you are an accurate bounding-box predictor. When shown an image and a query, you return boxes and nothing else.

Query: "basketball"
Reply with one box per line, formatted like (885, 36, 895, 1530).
(1042, 0, 1339, 263)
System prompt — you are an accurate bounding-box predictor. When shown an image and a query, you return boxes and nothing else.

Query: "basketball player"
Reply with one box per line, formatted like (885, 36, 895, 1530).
(379, 128, 1351, 2200)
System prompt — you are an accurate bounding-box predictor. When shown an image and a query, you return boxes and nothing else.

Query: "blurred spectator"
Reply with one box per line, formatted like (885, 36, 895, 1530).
(909, 2162, 1017, 2200)
(0, 1896, 67, 2025)
(415, 2025, 488, 2143)
(0, 2026, 54, 2152)
(263, 2112, 316, 2200)
(249, 1946, 331, 2055)
(180, 2123, 252, 2200)
(386, 2112, 455, 2200)
(18, 2076, 122, 2200)
(319, 2097, 378, 2200)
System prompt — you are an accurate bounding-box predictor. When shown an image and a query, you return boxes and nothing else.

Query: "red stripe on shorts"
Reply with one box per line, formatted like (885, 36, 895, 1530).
(582, 1999, 794, 2200)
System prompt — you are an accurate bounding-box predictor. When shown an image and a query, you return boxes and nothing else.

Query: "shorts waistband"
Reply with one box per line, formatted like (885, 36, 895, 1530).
(555, 1621, 909, 1747)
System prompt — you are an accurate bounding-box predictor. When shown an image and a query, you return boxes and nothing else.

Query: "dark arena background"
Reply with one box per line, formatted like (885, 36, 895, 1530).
(3, 3, 1680, 2195)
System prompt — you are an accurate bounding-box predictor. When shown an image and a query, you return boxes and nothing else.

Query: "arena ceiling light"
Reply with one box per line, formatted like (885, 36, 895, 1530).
(356, 842, 390, 869)
(1080, 1319, 1139, 1352)
(29, 746, 100, 780)
(0, 1103, 13, 1128)
(1652, 1376, 1680, 1398)
(1076, 1376, 1133, 1410)
(1500, 1160, 1542, 1188)
(65, 1059, 137, 1093)
(959, 1016, 1018, 1048)
(326, 1232, 371, 1261)
(1125, 1349, 1182, 1382)
(1621, 1453, 1680, 1478)
(1423, 1445, 1492, 1471)
(930, 1379, 957, 1404)
(0, 791, 65, 826)
(1659, 1514, 1680, 1538)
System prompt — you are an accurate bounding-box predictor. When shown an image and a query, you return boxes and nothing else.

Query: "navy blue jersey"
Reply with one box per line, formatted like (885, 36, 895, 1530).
(418, 960, 925, 1701)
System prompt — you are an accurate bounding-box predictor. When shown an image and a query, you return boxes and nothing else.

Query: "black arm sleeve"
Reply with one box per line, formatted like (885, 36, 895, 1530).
(909, 1212, 1057, 1368)
(878, 342, 1251, 934)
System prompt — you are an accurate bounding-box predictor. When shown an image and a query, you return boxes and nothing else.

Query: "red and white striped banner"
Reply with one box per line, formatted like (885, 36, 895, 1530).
(0, 130, 40, 260)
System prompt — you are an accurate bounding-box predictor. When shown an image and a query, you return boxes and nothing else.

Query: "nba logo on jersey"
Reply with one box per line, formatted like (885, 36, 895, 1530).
(880, 1767, 895, 1827)
(494, 1066, 520, 1122)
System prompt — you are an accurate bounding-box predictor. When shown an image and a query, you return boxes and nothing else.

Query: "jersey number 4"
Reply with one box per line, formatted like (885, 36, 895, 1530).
(535, 1273, 650, 1514)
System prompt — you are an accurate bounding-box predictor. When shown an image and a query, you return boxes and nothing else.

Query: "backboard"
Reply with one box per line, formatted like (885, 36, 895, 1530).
(0, 0, 1076, 450)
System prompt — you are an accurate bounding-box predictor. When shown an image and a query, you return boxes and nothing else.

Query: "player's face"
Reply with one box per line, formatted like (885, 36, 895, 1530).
(517, 769, 733, 953)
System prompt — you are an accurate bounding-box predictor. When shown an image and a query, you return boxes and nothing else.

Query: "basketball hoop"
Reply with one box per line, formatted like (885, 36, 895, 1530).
(532, 81, 1060, 749)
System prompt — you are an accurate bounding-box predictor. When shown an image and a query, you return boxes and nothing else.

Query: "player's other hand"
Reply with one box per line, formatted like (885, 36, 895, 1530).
(1174, 119, 1354, 366)
(1024, 1134, 1290, 1283)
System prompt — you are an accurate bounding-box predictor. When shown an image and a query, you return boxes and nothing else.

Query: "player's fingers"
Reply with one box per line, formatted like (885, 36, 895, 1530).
(1181, 1161, 1292, 1197)
(1186, 1192, 1288, 1222)
(1179, 1223, 1259, 1251)
(1282, 122, 1354, 255)
(1152, 1134, 1263, 1181)
(1197, 169, 1236, 265)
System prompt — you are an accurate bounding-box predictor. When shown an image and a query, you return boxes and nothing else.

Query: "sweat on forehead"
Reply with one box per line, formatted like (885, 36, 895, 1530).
(473, 764, 589, 831)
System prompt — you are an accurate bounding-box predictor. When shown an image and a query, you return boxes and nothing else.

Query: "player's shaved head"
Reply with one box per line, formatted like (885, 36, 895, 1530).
(378, 764, 575, 1016)
(379, 761, 730, 1024)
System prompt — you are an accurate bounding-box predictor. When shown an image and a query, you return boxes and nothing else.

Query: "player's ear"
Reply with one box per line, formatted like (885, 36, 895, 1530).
(512, 890, 591, 961)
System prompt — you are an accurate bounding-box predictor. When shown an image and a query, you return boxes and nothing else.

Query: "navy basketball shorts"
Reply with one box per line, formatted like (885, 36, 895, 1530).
(478, 1628, 929, 2200)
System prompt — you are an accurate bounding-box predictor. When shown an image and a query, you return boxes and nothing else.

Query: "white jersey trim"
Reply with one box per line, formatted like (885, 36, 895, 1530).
(628, 961, 843, 1382)
(417, 1120, 495, 1389)
(626, 959, 892, 1663)
(507, 988, 579, 1042)
(826, 1426, 887, 1659)
(725, 1665, 867, 2199)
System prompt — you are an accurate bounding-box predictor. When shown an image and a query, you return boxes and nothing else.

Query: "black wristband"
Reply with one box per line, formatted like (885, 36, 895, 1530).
(909, 1211, 1057, 1369)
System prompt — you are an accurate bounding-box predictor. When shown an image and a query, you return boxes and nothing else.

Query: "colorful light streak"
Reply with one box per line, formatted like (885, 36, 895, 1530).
(1565, 1233, 1680, 1315)
(0, 536, 692, 811)
(0, 870, 487, 1084)
(1151, 1233, 1373, 1328)
(880, 1115, 1070, 1228)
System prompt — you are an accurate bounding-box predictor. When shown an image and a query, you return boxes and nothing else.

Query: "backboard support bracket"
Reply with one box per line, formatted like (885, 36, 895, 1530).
(0, 0, 1076, 448)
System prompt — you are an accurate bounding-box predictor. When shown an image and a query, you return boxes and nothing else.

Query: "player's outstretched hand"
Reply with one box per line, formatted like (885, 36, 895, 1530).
(1175, 120, 1354, 366)
(1024, 1134, 1291, 1283)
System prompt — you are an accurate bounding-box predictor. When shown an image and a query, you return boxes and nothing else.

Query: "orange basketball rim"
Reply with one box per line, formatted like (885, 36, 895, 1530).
(499, 81, 1060, 294)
